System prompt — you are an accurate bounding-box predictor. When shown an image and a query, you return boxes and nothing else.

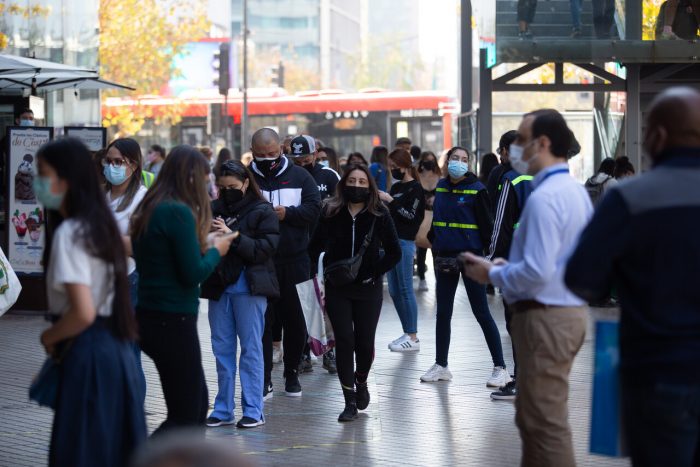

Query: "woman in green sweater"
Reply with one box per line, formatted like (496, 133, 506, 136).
(130, 145, 235, 436)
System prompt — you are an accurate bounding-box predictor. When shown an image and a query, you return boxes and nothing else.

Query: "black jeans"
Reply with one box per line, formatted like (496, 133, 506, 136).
(263, 257, 310, 383)
(325, 281, 383, 388)
(517, 0, 538, 24)
(435, 269, 505, 368)
(622, 375, 700, 467)
(416, 247, 428, 281)
(137, 309, 208, 436)
(592, 0, 616, 37)
(504, 300, 517, 378)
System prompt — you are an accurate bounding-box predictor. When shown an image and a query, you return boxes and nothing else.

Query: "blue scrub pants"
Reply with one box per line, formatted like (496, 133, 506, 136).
(208, 274, 267, 421)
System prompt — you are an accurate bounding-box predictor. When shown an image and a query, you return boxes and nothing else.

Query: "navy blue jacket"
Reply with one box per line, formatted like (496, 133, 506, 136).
(565, 149, 700, 384)
(431, 174, 493, 256)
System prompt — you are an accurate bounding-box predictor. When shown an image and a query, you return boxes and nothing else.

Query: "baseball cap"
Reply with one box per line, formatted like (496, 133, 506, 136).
(289, 135, 316, 157)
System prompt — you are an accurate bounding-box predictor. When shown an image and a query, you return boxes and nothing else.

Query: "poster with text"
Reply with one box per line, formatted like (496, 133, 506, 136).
(64, 127, 106, 152)
(5, 127, 53, 274)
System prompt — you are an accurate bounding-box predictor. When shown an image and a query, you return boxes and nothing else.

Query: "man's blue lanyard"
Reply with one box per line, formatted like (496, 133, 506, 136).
(540, 168, 569, 184)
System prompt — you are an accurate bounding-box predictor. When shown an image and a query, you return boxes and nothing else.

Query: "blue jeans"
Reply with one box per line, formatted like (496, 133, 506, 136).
(570, 0, 582, 28)
(208, 273, 267, 421)
(128, 271, 146, 406)
(622, 377, 700, 467)
(387, 239, 418, 334)
(434, 269, 505, 368)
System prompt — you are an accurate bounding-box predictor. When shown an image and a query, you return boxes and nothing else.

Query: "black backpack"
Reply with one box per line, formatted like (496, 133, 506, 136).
(585, 175, 612, 205)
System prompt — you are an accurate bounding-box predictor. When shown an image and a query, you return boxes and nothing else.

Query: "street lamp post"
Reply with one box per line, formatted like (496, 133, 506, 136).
(242, 0, 249, 157)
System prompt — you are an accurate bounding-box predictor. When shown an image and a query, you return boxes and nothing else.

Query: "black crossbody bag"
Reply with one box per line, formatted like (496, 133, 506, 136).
(324, 217, 377, 286)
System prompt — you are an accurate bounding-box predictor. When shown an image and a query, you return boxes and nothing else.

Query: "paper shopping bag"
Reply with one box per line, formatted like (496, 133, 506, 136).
(296, 277, 335, 356)
(0, 247, 22, 316)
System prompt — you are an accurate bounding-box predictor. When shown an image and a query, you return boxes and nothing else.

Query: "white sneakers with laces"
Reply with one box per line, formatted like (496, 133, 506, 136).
(388, 334, 420, 352)
(388, 334, 408, 349)
(420, 363, 453, 382)
(487, 366, 512, 388)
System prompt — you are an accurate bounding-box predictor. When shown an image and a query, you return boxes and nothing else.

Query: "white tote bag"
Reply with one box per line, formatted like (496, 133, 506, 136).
(0, 247, 22, 316)
(296, 253, 335, 356)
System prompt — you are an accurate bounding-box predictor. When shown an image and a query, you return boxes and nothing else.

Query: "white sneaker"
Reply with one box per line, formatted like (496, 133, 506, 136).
(487, 366, 512, 388)
(389, 337, 420, 352)
(420, 363, 453, 382)
(418, 279, 428, 292)
(272, 345, 283, 364)
(388, 334, 408, 350)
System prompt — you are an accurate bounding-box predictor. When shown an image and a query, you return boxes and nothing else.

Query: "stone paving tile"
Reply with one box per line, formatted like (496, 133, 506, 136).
(0, 267, 630, 467)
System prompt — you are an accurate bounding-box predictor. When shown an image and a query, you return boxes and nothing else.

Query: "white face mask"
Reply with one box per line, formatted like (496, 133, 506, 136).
(509, 143, 537, 175)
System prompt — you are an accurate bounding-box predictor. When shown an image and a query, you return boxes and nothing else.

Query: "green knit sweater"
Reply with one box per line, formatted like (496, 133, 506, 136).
(133, 201, 220, 314)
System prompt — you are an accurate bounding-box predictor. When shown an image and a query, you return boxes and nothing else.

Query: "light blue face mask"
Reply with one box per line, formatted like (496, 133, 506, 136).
(103, 164, 129, 186)
(318, 160, 329, 168)
(447, 160, 469, 179)
(19, 119, 33, 127)
(32, 176, 64, 210)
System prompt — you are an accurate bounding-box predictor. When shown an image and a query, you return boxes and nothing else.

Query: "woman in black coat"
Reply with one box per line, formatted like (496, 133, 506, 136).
(201, 160, 280, 429)
(310, 163, 401, 422)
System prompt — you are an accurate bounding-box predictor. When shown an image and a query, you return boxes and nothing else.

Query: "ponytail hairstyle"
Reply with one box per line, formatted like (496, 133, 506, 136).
(388, 148, 419, 180)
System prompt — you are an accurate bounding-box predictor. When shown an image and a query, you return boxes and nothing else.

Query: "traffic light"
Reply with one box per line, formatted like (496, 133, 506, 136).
(269, 61, 285, 88)
(213, 42, 231, 96)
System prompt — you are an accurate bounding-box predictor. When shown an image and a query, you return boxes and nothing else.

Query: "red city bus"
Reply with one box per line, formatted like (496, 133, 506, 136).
(103, 89, 457, 156)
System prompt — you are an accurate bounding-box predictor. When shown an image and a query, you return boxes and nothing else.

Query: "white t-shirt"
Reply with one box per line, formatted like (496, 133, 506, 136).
(47, 219, 115, 318)
(108, 185, 147, 274)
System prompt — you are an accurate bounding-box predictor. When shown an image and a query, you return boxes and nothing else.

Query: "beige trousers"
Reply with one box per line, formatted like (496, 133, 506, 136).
(511, 306, 588, 467)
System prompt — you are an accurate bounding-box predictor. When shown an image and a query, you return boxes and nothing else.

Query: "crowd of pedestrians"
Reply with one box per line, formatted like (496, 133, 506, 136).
(32, 87, 699, 467)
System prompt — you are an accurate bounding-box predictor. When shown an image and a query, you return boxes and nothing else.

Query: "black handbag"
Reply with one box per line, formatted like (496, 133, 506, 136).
(434, 256, 461, 275)
(324, 217, 377, 286)
(245, 261, 280, 299)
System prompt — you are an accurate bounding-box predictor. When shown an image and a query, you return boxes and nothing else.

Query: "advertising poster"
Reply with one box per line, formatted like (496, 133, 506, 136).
(64, 127, 106, 152)
(5, 127, 53, 275)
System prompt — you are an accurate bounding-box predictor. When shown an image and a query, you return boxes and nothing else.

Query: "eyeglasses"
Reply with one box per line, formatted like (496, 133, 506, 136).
(101, 158, 130, 168)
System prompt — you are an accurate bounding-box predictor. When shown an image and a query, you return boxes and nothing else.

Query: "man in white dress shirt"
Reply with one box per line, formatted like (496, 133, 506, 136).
(461, 109, 593, 467)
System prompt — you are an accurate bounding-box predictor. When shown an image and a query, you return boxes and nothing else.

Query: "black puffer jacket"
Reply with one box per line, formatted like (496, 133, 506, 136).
(309, 204, 401, 285)
(201, 194, 280, 299)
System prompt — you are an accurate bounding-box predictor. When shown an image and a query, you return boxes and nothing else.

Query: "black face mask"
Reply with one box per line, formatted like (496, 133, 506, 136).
(343, 186, 370, 204)
(391, 168, 404, 181)
(421, 161, 436, 171)
(255, 157, 280, 176)
(302, 162, 315, 173)
(221, 188, 244, 210)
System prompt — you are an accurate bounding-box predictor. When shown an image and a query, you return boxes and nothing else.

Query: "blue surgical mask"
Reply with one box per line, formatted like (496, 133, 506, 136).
(103, 164, 129, 186)
(19, 119, 33, 127)
(33, 176, 64, 210)
(447, 160, 469, 179)
(318, 160, 329, 168)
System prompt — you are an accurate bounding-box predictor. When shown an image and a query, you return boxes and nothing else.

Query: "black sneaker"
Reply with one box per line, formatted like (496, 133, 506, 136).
(338, 403, 358, 422)
(298, 355, 313, 374)
(284, 370, 302, 397)
(263, 383, 273, 401)
(490, 380, 517, 401)
(570, 28, 582, 38)
(205, 416, 235, 427)
(356, 381, 370, 410)
(323, 351, 337, 374)
(237, 416, 265, 428)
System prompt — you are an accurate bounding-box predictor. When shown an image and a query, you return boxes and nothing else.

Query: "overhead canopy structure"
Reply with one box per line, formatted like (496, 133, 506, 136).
(0, 53, 133, 94)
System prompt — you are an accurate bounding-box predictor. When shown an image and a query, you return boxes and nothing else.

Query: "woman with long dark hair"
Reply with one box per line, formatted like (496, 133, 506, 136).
(479, 152, 499, 184)
(36, 138, 146, 466)
(420, 146, 509, 389)
(379, 149, 425, 352)
(201, 160, 280, 429)
(213, 147, 233, 177)
(104, 138, 149, 403)
(130, 145, 235, 435)
(317, 146, 340, 172)
(369, 145, 389, 191)
(310, 163, 401, 422)
(416, 151, 441, 291)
